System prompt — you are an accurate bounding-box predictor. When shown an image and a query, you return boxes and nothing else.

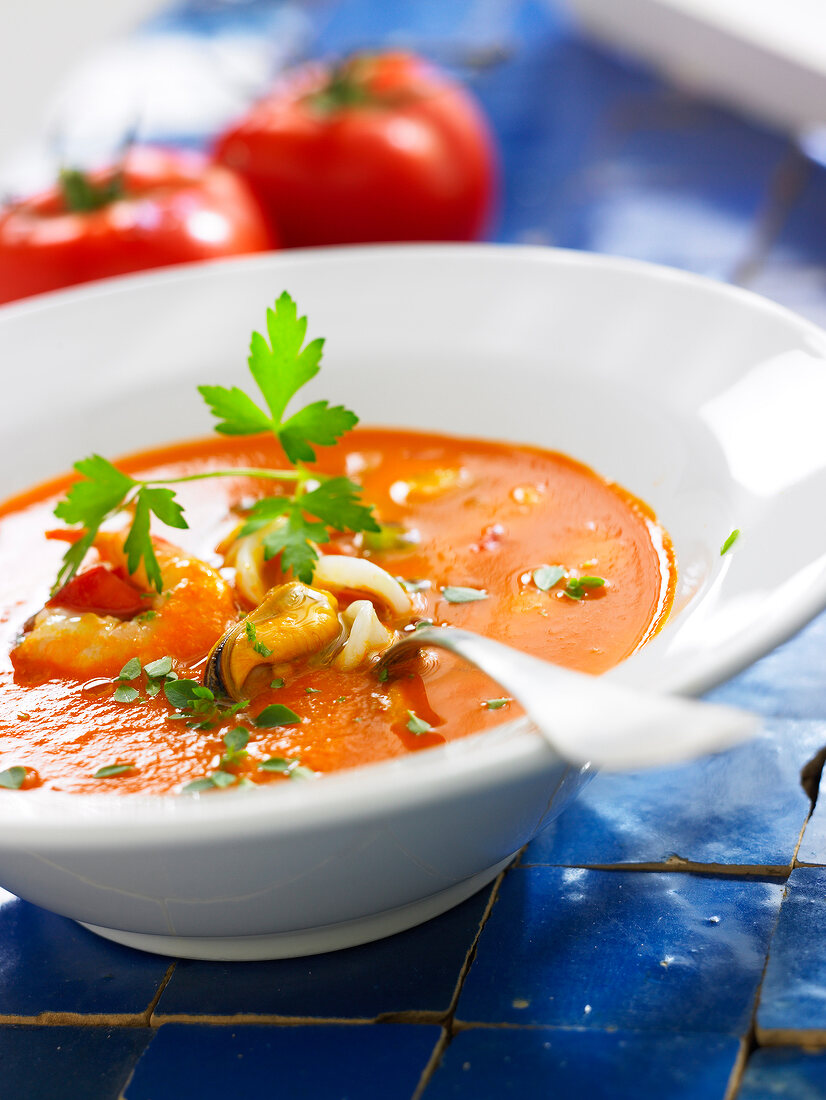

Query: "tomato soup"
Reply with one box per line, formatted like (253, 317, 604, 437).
(0, 429, 673, 795)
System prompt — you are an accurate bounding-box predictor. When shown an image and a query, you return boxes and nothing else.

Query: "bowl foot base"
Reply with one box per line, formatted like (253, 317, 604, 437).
(78, 857, 513, 960)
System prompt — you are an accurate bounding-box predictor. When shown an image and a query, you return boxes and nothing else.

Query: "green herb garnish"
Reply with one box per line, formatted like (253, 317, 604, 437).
(254, 704, 301, 729)
(221, 727, 250, 766)
(406, 710, 432, 735)
(259, 756, 315, 779)
(113, 685, 140, 704)
(563, 576, 605, 601)
(441, 586, 488, 604)
(118, 657, 142, 681)
(270, 678, 285, 690)
(183, 770, 239, 793)
(143, 656, 173, 678)
(93, 763, 135, 778)
(532, 565, 565, 592)
(0, 766, 26, 790)
(398, 577, 431, 594)
(244, 620, 272, 658)
(51, 293, 379, 594)
(720, 529, 740, 556)
(163, 679, 247, 729)
(484, 698, 510, 710)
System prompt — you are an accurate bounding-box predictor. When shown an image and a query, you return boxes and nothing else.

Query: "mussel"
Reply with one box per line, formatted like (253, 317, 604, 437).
(205, 581, 342, 700)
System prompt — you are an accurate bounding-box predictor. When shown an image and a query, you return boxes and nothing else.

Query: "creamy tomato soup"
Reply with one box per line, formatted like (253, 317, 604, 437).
(0, 427, 673, 796)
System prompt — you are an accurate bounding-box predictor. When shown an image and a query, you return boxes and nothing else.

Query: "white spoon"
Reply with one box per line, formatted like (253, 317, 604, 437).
(376, 625, 757, 771)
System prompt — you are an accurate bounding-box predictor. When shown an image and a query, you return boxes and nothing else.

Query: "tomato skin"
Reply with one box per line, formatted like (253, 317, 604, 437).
(0, 147, 275, 305)
(213, 53, 498, 247)
(47, 564, 146, 618)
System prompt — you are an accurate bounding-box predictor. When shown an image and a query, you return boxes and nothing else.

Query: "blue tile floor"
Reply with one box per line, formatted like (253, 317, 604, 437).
(5, 0, 826, 1097)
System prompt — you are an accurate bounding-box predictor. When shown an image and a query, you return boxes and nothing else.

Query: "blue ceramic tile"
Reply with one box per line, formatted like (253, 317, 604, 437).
(155, 884, 491, 1020)
(524, 720, 825, 869)
(757, 868, 826, 1039)
(708, 612, 826, 722)
(125, 1023, 441, 1100)
(423, 1027, 741, 1100)
(0, 888, 171, 1018)
(0, 1026, 152, 1100)
(457, 867, 783, 1033)
(738, 1047, 826, 1100)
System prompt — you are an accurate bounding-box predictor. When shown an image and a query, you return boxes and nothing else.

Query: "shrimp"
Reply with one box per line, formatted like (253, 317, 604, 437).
(12, 531, 238, 681)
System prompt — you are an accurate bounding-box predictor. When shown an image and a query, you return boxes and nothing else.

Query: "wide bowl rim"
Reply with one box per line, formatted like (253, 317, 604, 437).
(0, 241, 824, 843)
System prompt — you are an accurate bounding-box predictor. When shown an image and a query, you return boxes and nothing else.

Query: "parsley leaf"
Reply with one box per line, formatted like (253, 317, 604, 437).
(255, 704, 301, 728)
(484, 698, 511, 710)
(54, 455, 135, 527)
(406, 710, 433, 735)
(721, 529, 740, 556)
(118, 657, 142, 681)
(259, 756, 315, 779)
(279, 402, 358, 464)
(50, 292, 377, 596)
(244, 620, 272, 657)
(442, 586, 488, 604)
(300, 478, 380, 534)
(260, 510, 329, 583)
(198, 292, 350, 466)
(113, 685, 140, 703)
(533, 565, 565, 592)
(94, 763, 135, 778)
(0, 766, 26, 790)
(196, 385, 272, 436)
(144, 656, 173, 679)
(251, 292, 324, 422)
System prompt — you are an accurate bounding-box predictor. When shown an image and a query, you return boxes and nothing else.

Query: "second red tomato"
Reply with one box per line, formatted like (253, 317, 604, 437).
(214, 52, 499, 247)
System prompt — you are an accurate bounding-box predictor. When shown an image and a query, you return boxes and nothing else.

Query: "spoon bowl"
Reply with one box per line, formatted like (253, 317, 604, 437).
(377, 626, 758, 771)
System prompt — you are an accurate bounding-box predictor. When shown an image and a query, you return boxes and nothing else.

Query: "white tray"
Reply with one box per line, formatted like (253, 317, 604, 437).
(563, 0, 826, 134)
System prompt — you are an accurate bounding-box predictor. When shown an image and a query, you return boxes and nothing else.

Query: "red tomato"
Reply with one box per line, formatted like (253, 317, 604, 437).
(48, 564, 145, 618)
(213, 52, 498, 247)
(0, 147, 275, 305)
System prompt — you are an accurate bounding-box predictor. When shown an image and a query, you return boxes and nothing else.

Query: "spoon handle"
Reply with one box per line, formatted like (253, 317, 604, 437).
(380, 626, 757, 771)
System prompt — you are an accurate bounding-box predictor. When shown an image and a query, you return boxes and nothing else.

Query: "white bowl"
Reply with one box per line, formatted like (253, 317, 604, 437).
(0, 245, 824, 960)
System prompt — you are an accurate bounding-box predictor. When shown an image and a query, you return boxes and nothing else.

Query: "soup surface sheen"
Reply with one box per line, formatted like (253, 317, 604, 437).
(0, 428, 673, 795)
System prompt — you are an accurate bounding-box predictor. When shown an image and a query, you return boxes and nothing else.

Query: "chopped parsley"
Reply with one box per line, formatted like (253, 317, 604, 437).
(113, 685, 140, 704)
(259, 756, 315, 779)
(254, 704, 301, 729)
(441, 586, 488, 604)
(721, 529, 740, 556)
(244, 620, 272, 657)
(220, 727, 250, 767)
(143, 656, 172, 678)
(163, 679, 247, 730)
(0, 766, 26, 790)
(93, 763, 135, 779)
(484, 698, 511, 710)
(532, 565, 565, 592)
(563, 576, 605, 600)
(406, 710, 433, 735)
(118, 657, 141, 681)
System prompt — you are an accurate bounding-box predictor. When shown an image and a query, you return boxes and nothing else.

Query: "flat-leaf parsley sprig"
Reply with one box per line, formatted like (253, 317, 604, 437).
(51, 293, 379, 595)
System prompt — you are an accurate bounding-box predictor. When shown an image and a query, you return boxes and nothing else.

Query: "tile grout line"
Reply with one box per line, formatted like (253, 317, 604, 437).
(724, 875, 792, 1097)
(145, 960, 176, 1027)
(409, 861, 513, 1099)
(518, 860, 793, 880)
